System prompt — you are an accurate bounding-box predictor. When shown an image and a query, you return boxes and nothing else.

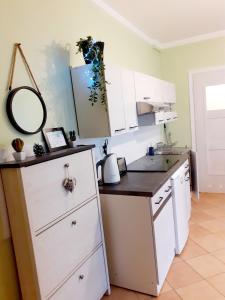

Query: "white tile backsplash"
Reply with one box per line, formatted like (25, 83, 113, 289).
(79, 125, 163, 164)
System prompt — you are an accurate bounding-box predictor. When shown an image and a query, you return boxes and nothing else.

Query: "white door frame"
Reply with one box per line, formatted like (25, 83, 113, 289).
(188, 65, 225, 197)
(189, 65, 225, 152)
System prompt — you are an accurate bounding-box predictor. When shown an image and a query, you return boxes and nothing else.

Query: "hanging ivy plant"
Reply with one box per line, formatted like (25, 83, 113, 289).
(76, 36, 108, 107)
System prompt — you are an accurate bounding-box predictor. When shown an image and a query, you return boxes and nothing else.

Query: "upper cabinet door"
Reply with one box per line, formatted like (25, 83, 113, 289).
(122, 70, 138, 132)
(105, 65, 127, 136)
(134, 72, 151, 102)
(161, 80, 176, 103)
(135, 72, 162, 103)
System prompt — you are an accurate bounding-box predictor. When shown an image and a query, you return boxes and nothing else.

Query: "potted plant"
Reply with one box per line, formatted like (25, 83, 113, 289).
(12, 138, 26, 161)
(76, 36, 108, 106)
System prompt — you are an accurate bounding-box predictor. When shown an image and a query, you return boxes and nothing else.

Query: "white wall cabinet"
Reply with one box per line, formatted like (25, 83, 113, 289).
(122, 70, 138, 132)
(105, 65, 127, 136)
(155, 111, 178, 125)
(71, 65, 137, 138)
(161, 80, 176, 103)
(135, 72, 161, 103)
(0, 148, 110, 300)
(71, 65, 177, 138)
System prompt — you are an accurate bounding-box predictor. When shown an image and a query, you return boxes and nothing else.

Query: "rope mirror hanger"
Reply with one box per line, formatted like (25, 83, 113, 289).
(6, 43, 47, 135)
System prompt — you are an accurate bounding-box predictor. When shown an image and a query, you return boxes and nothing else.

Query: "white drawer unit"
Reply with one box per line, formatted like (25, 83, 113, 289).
(49, 246, 107, 300)
(35, 198, 102, 296)
(0, 147, 110, 300)
(171, 160, 190, 254)
(153, 195, 175, 288)
(21, 150, 97, 231)
(151, 179, 172, 216)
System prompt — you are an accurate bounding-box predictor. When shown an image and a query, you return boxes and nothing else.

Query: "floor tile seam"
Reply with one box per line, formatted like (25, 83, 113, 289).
(185, 254, 225, 281)
(186, 236, 211, 253)
(203, 276, 225, 298)
(189, 236, 225, 252)
(174, 279, 225, 299)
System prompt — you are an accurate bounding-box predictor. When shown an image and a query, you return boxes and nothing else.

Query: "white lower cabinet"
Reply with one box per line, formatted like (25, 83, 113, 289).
(0, 149, 110, 300)
(153, 196, 175, 287)
(100, 180, 175, 296)
(50, 246, 107, 300)
(171, 160, 190, 254)
(35, 198, 102, 296)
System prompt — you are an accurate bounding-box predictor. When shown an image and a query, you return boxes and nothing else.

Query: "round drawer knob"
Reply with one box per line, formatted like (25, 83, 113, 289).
(79, 274, 85, 280)
(71, 220, 77, 226)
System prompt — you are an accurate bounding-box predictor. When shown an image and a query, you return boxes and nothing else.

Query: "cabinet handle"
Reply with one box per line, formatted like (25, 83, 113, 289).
(129, 126, 138, 129)
(143, 97, 151, 100)
(155, 196, 163, 205)
(185, 165, 189, 169)
(173, 117, 177, 119)
(71, 220, 77, 226)
(164, 186, 172, 192)
(79, 274, 85, 280)
(159, 120, 164, 122)
(115, 128, 125, 132)
(166, 118, 171, 121)
(185, 177, 190, 181)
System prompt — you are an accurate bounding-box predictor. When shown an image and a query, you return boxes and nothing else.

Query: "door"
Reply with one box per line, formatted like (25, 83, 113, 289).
(121, 70, 138, 132)
(192, 68, 225, 192)
(171, 165, 189, 254)
(161, 80, 176, 103)
(184, 171, 191, 220)
(134, 72, 161, 103)
(153, 197, 175, 288)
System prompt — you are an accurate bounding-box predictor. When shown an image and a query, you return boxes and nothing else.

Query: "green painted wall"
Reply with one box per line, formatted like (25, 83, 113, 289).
(0, 0, 161, 298)
(161, 37, 225, 147)
(0, 0, 161, 147)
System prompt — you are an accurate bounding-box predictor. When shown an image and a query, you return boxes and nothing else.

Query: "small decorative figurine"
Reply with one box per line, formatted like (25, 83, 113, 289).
(33, 143, 45, 157)
(69, 130, 76, 148)
(11, 138, 26, 161)
(63, 163, 76, 193)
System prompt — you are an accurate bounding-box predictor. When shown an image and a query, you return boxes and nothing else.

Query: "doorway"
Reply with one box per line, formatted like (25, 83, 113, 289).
(190, 67, 225, 193)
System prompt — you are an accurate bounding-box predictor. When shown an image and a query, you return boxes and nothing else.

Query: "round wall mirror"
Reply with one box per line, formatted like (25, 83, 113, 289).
(6, 86, 47, 134)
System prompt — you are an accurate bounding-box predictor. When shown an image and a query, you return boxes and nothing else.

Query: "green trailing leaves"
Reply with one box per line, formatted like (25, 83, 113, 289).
(76, 36, 108, 107)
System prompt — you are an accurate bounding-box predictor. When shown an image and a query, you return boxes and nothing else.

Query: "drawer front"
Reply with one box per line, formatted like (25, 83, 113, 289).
(155, 112, 165, 125)
(34, 198, 102, 297)
(151, 179, 172, 216)
(21, 150, 97, 231)
(49, 246, 107, 300)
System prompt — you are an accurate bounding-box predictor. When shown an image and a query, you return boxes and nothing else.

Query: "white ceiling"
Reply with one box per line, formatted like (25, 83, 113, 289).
(93, 0, 225, 48)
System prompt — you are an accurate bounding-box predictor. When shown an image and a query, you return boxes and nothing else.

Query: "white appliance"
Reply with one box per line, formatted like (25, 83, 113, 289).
(100, 179, 175, 296)
(152, 190, 175, 291)
(97, 153, 120, 185)
(171, 161, 189, 254)
(184, 163, 192, 220)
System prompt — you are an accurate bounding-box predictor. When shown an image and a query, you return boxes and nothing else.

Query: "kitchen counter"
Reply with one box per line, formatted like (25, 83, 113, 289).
(99, 154, 189, 197)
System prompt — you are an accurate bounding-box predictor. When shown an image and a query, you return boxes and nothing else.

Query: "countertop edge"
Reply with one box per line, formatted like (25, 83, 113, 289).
(0, 145, 95, 168)
(99, 154, 189, 198)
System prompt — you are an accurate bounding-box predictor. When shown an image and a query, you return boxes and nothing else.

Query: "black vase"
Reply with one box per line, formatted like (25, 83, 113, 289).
(82, 41, 104, 65)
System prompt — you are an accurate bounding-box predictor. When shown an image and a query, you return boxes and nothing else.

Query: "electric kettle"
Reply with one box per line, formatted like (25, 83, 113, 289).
(96, 153, 120, 185)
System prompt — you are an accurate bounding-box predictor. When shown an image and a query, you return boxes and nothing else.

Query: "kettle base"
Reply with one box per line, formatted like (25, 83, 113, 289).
(98, 180, 120, 186)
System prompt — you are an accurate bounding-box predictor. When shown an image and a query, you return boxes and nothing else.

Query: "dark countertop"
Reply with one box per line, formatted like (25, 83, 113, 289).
(99, 154, 189, 197)
(0, 145, 95, 168)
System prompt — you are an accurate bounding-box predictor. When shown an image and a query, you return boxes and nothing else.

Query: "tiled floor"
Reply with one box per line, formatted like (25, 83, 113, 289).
(102, 193, 225, 299)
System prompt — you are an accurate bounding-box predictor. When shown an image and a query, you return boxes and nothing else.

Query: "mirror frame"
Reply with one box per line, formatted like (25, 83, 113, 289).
(6, 86, 47, 135)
